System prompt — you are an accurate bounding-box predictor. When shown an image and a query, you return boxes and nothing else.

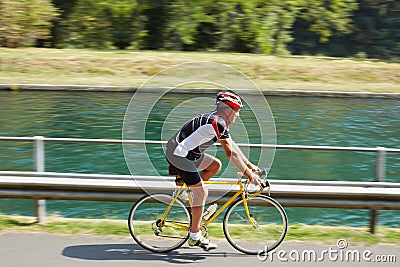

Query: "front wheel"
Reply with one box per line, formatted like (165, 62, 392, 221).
(223, 195, 288, 255)
(128, 193, 191, 253)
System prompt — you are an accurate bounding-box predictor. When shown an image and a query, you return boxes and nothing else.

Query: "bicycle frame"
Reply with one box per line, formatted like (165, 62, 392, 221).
(160, 172, 265, 231)
(129, 169, 287, 255)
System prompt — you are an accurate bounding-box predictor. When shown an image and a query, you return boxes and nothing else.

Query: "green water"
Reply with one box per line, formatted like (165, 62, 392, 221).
(0, 90, 399, 226)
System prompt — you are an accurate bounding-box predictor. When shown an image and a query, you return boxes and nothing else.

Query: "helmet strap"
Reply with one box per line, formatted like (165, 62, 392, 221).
(220, 107, 235, 126)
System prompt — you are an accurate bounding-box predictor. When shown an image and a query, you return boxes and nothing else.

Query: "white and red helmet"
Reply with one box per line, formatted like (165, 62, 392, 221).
(216, 91, 243, 109)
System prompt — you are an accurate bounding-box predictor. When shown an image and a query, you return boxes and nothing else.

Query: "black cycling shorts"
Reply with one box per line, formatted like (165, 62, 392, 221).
(166, 154, 204, 186)
(172, 166, 201, 186)
(166, 135, 205, 186)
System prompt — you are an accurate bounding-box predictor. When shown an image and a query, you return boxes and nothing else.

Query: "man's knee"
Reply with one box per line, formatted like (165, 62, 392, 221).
(213, 158, 222, 173)
(199, 154, 222, 174)
(191, 185, 208, 207)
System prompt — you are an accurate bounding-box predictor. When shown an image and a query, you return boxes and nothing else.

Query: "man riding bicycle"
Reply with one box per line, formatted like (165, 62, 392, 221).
(166, 91, 263, 251)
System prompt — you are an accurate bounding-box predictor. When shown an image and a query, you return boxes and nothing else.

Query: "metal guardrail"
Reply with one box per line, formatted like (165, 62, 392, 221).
(1, 135, 399, 182)
(1, 136, 400, 233)
(1, 171, 400, 205)
(1, 171, 400, 234)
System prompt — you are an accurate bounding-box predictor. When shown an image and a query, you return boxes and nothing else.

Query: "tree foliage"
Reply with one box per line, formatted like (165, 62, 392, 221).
(163, 0, 338, 54)
(50, 0, 78, 47)
(299, 0, 358, 43)
(57, 0, 360, 53)
(0, 0, 58, 47)
(290, 0, 400, 59)
(0, 0, 398, 59)
(349, 0, 400, 59)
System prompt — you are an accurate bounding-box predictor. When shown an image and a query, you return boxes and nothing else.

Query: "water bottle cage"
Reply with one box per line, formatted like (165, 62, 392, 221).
(203, 203, 217, 220)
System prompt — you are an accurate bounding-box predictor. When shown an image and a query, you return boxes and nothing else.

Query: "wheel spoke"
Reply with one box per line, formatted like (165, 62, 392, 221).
(223, 195, 287, 255)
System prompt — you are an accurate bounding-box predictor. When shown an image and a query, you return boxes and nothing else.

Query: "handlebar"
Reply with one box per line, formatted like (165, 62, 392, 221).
(256, 168, 270, 188)
(257, 168, 268, 178)
(257, 169, 271, 196)
(238, 168, 271, 195)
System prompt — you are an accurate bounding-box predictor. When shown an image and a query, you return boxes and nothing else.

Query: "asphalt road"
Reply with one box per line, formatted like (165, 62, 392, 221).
(0, 232, 398, 267)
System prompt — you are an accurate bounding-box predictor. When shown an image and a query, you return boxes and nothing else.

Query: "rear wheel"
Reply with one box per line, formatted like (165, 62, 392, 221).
(128, 193, 191, 253)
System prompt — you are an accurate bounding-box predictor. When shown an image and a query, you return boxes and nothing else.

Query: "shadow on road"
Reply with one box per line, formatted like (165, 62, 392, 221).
(62, 243, 246, 264)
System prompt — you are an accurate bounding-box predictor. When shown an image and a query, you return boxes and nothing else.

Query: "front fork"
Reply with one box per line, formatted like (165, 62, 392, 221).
(241, 193, 259, 229)
(238, 173, 259, 229)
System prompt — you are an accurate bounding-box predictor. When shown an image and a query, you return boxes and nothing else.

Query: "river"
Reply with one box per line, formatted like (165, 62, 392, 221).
(0, 90, 399, 226)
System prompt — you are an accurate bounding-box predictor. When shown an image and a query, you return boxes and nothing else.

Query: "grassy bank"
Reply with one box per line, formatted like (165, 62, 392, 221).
(1, 214, 399, 245)
(1, 48, 399, 93)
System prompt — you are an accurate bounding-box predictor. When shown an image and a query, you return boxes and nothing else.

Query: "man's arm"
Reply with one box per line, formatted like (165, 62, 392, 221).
(219, 138, 261, 186)
(231, 141, 259, 172)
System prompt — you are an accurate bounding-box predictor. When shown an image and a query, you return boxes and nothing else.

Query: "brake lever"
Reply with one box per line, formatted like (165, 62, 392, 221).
(261, 178, 271, 196)
(256, 168, 270, 191)
(261, 179, 270, 189)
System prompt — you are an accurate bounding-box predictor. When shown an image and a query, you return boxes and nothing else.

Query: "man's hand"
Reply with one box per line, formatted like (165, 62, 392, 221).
(248, 171, 263, 187)
(247, 163, 260, 173)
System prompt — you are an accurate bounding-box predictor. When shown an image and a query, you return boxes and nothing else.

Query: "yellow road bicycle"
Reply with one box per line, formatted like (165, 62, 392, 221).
(128, 168, 288, 255)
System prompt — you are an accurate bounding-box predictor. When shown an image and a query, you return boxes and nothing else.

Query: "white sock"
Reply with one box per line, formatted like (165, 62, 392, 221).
(189, 231, 202, 240)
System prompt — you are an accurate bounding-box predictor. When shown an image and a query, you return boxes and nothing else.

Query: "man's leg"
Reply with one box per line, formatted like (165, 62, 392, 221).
(198, 153, 221, 181)
(189, 181, 207, 233)
(189, 153, 221, 232)
(188, 181, 217, 250)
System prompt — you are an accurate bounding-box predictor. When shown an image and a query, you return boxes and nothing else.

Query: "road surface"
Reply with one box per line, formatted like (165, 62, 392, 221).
(0, 232, 398, 267)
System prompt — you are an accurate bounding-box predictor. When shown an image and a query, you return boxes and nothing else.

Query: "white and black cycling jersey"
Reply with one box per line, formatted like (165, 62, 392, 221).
(169, 110, 230, 161)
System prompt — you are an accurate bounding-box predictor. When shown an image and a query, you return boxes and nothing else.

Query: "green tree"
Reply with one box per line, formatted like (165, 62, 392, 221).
(62, 0, 141, 49)
(137, 0, 167, 50)
(50, 0, 78, 48)
(217, 0, 301, 54)
(299, 0, 358, 43)
(163, 0, 357, 55)
(62, 0, 112, 48)
(0, 0, 58, 47)
(105, 1, 138, 49)
(349, 0, 400, 59)
(164, 0, 215, 50)
(289, 0, 399, 59)
(164, 0, 299, 54)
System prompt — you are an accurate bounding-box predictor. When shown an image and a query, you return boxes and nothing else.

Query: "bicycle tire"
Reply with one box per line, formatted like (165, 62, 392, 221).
(128, 193, 191, 253)
(223, 195, 288, 255)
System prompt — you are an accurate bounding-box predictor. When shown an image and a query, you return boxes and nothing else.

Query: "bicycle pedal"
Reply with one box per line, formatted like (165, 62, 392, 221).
(154, 228, 162, 236)
(200, 225, 209, 238)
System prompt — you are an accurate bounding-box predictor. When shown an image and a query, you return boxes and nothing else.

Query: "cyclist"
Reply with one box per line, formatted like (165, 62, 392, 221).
(166, 91, 263, 251)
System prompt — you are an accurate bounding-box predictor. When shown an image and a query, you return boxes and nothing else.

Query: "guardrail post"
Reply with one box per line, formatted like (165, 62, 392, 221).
(370, 147, 386, 234)
(34, 136, 46, 224)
